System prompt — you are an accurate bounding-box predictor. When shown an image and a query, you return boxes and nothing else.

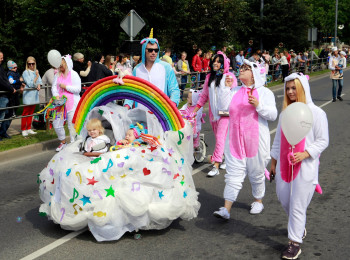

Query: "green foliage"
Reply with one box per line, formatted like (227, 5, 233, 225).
(0, 0, 327, 73)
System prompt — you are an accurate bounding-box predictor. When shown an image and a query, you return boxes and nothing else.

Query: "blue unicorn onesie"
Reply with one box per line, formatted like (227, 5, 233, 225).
(124, 29, 180, 109)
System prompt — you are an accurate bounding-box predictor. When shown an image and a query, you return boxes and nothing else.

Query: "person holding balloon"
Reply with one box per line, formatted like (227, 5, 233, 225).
(270, 73, 329, 259)
(51, 54, 81, 152)
(213, 59, 277, 218)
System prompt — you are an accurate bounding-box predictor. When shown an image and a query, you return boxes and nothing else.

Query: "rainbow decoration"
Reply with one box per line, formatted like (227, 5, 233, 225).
(72, 75, 185, 134)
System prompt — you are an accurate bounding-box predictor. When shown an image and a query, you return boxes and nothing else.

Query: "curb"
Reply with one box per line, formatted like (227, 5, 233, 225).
(0, 138, 61, 164)
(0, 68, 342, 161)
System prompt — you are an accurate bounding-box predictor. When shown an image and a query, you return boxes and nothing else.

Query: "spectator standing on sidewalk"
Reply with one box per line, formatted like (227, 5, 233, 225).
(73, 53, 91, 82)
(192, 48, 203, 88)
(235, 50, 245, 67)
(177, 51, 190, 100)
(280, 52, 289, 81)
(161, 48, 173, 65)
(329, 47, 344, 102)
(86, 53, 113, 84)
(7, 60, 25, 116)
(21, 56, 42, 137)
(0, 51, 16, 140)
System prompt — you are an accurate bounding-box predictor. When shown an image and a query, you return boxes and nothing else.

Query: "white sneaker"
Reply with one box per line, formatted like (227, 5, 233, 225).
(22, 130, 28, 137)
(207, 166, 219, 177)
(250, 201, 264, 214)
(219, 163, 226, 170)
(56, 142, 67, 152)
(213, 207, 230, 220)
(27, 129, 37, 135)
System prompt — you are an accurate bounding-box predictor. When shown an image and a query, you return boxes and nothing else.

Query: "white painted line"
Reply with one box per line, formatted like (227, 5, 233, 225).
(269, 94, 346, 135)
(20, 228, 87, 260)
(192, 163, 211, 175)
(319, 94, 345, 108)
(20, 93, 345, 259)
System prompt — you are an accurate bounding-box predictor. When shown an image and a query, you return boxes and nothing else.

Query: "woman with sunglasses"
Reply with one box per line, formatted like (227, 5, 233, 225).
(21, 56, 42, 136)
(213, 59, 277, 219)
(270, 73, 328, 259)
(193, 51, 237, 176)
(51, 55, 81, 152)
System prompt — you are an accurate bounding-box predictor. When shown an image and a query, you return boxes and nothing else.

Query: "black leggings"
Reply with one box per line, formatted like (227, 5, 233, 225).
(282, 64, 289, 81)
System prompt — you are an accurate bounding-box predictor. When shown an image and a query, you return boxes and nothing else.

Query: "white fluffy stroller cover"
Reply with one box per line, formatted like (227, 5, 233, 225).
(38, 103, 199, 241)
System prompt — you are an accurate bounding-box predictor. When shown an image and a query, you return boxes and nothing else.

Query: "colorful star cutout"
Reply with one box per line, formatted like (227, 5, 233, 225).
(110, 176, 115, 180)
(148, 146, 157, 152)
(180, 180, 185, 186)
(158, 190, 164, 199)
(80, 195, 91, 206)
(162, 157, 170, 164)
(124, 155, 130, 160)
(105, 185, 115, 197)
(87, 176, 98, 185)
(168, 148, 174, 154)
(98, 109, 104, 115)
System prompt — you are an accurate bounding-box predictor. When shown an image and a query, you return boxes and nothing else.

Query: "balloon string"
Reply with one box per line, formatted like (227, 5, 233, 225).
(290, 146, 294, 198)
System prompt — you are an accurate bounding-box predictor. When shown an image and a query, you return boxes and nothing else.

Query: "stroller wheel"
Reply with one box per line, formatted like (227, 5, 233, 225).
(194, 139, 206, 163)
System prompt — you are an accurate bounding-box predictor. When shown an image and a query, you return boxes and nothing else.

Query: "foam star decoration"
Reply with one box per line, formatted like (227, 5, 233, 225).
(105, 185, 115, 197)
(149, 158, 154, 162)
(120, 174, 127, 178)
(124, 155, 130, 160)
(129, 168, 134, 171)
(183, 191, 187, 198)
(110, 176, 115, 180)
(158, 191, 164, 199)
(98, 109, 104, 116)
(148, 146, 157, 152)
(180, 180, 185, 186)
(162, 157, 170, 164)
(80, 195, 91, 206)
(168, 148, 174, 154)
(87, 176, 98, 185)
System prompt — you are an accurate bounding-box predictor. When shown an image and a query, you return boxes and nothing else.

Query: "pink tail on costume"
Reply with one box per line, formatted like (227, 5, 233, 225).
(265, 168, 270, 180)
(315, 184, 323, 194)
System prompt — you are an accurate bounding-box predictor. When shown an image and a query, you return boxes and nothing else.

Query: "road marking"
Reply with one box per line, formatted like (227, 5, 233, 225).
(20, 228, 87, 260)
(269, 94, 346, 135)
(20, 92, 346, 259)
(192, 163, 211, 175)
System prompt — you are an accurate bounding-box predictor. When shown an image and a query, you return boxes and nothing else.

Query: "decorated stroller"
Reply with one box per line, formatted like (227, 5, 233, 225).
(37, 75, 200, 242)
(179, 89, 207, 163)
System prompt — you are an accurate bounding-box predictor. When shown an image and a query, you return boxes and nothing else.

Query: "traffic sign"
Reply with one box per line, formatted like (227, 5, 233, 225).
(120, 10, 145, 41)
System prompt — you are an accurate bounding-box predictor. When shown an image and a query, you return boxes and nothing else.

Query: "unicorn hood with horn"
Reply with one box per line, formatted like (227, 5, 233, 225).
(124, 28, 180, 109)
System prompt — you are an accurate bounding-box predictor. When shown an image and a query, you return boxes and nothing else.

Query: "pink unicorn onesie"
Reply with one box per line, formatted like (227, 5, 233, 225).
(194, 51, 237, 177)
(180, 89, 205, 148)
(270, 73, 329, 259)
(213, 59, 277, 219)
(51, 55, 81, 151)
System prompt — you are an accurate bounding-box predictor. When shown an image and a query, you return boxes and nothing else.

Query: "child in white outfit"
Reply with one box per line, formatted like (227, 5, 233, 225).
(83, 118, 110, 158)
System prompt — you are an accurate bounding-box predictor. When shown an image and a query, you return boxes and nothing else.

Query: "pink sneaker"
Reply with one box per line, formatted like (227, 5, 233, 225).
(56, 142, 67, 152)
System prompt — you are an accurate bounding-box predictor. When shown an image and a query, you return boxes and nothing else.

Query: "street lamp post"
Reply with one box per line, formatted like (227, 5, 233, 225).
(335, 0, 338, 45)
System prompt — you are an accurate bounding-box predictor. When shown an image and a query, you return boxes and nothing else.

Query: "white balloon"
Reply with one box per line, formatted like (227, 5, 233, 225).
(281, 102, 313, 146)
(47, 50, 62, 68)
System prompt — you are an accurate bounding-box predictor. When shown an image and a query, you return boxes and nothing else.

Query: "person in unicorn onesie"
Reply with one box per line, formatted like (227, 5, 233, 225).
(193, 51, 238, 176)
(124, 29, 180, 110)
(51, 55, 81, 152)
(270, 73, 329, 259)
(180, 89, 205, 150)
(213, 59, 277, 218)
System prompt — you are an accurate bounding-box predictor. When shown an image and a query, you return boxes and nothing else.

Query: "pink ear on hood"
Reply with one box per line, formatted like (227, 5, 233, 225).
(305, 75, 310, 81)
(217, 51, 230, 74)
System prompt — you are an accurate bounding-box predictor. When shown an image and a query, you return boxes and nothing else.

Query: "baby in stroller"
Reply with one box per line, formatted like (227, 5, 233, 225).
(180, 89, 206, 162)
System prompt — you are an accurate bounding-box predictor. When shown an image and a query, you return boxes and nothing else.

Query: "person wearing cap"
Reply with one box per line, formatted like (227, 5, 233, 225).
(213, 59, 277, 218)
(51, 55, 81, 151)
(270, 73, 329, 259)
(329, 47, 344, 102)
(21, 56, 42, 137)
(124, 29, 180, 110)
(0, 51, 16, 141)
(7, 60, 25, 116)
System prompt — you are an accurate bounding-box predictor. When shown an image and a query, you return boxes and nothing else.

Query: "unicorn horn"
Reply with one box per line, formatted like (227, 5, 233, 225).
(149, 28, 153, 38)
(136, 122, 144, 130)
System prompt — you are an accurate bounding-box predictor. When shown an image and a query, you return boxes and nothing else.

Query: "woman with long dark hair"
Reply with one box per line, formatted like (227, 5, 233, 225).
(193, 52, 237, 176)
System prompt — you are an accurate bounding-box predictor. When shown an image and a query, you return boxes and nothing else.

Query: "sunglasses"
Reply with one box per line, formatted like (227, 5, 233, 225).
(146, 48, 159, 53)
(28, 63, 35, 66)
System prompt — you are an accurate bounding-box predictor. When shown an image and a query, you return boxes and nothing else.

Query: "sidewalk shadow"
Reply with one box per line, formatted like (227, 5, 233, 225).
(194, 188, 286, 253)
